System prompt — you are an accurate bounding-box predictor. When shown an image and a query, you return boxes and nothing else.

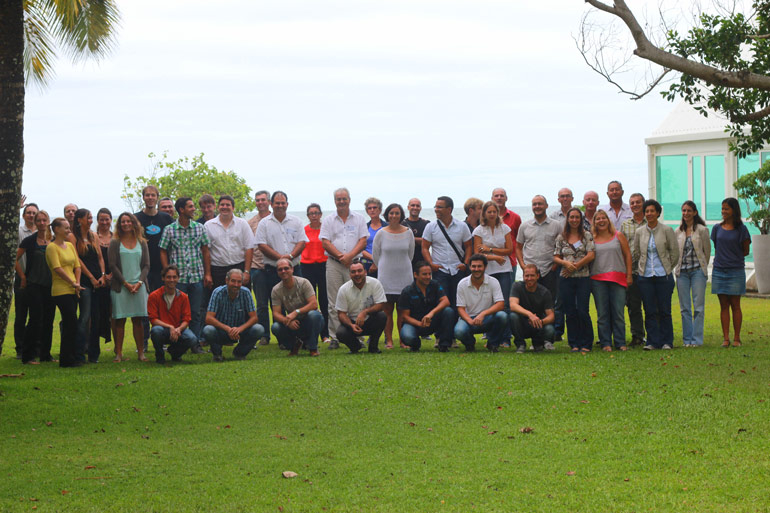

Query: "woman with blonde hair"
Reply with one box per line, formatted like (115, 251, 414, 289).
(109, 212, 150, 362)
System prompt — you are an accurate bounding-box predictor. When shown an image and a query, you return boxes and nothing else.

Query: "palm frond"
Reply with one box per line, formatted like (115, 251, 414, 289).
(22, 0, 58, 88)
(49, 0, 121, 61)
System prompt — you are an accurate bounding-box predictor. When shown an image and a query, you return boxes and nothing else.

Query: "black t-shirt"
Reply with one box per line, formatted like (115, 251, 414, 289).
(510, 282, 553, 319)
(402, 218, 430, 264)
(19, 234, 51, 287)
(134, 210, 174, 275)
(397, 280, 446, 320)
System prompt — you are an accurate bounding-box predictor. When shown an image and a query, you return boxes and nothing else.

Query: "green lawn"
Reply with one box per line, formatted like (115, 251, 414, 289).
(1, 289, 769, 512)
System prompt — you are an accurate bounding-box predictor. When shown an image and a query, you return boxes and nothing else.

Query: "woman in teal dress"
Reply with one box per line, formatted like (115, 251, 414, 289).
(109, 212, 150, 362)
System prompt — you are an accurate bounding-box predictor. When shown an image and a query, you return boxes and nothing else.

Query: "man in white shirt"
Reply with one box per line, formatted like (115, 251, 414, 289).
(204, 195, 255, 288)
(422, 196, 472, 309)
(335, 260, 387, 354)
(320, 187, 369, 349)
(550, 188, 574, 225)
(453, 254, 507, 352)
(255, 191, 308, 346)
(599, 180, 633, 229)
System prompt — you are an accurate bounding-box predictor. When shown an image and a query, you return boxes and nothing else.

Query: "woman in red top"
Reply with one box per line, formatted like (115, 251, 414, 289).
(300, 203, 330, 343)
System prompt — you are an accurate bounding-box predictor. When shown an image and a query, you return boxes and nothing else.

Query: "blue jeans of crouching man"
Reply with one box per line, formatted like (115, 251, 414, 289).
(201, 324, 265, 358)
(399, 307, 455, 350)
(508, 312, 556, 350)
(271, 310, 324, 352)
(454, 311, 508, 350)
(150, 326, 198, 362)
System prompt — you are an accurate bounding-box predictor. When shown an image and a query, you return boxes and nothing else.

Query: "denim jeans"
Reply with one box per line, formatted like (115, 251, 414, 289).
(271, 310, 324, 352)
(539, 270, 563, 336)
(559, 275, 593, 350)
(490, 272, 513, 344)
(149, 325, 198, 362)
(263, 264, 302, 339)
(638, 274, 675, 349)
(508, 312, 556, 349)
(300, 262, 329, 339)
(677, 269, 707, 346)
(250, 268, 272, 338)
(177, 281, 204, 339)
(434, 269, 467, 309)
(626, 275, 645, 340)
(591, 280, 627, 349)
(201, 324, 264, 357)
(399, 307, 455, 349)
(454, 311, 508, 349)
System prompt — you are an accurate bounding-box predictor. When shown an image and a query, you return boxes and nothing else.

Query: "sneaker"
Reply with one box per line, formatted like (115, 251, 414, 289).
(433, 341, 439, 348)
(451, 341, 460, 349)
(629, 336, 644, 347)
(516, 345, 526, 354)
(213, 354, 224, 362)
(544, 342, 555, 351)
(322, 337, 332, 345)
(438, 346, 449, 353)
(643, 345, 654, 351)
(328, 340, 340, 350)
(662, 344, 672, 350)
(191, 344, 206, 354)
(258, 337, 270, 346)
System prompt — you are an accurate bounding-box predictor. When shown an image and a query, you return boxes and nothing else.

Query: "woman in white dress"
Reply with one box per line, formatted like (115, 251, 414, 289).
(373, 203, 415, 349)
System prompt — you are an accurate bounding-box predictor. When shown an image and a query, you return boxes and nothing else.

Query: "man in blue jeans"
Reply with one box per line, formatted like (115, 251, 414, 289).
(202, 269, 265, 362)
(509, 264, 556, 353)
(270, 258, 323, 356)
(397, 261, 455, 352)
(148, 265, 198, 363)
(453, 254, 507, 352)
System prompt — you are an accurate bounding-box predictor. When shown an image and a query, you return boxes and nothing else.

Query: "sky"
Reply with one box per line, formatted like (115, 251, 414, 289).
(23, 0, 678, 218)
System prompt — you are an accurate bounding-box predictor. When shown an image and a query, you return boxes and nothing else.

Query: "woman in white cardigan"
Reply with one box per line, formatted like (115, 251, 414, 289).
(674, 201, 711, 347)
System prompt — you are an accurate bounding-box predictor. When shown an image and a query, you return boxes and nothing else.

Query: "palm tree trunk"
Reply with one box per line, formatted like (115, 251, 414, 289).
(0, 1, 26, 350)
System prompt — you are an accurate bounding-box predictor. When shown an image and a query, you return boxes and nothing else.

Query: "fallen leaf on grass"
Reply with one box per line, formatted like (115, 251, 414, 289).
(29, 498, 38, 501)
(45, 422, 53, 427)
(84, 466, 96, 470)
(407, 422, 416, 427)
(590, 373, 597, 377)
(115, 383, 124, 388)
(738, 428, 747, 433)
(273, 434, 287, 440)
(488, 431, 497, 435)
(566, 471, 576, 476)
(427, 428, 433, 432)
(497, 406, 503, 410)
(624, 478, 630, 482)
(61, 490, 70, 495)
(580, 400, 589, 404)
(519, 427, 534, 434)
(282, 471, 298, 478)
(132, 406, 141, 413)
(0, 374, 24, 378)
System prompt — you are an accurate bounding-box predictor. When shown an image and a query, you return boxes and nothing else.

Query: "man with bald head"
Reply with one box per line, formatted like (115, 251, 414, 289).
(550, 188, 573, 225)
(599, 180, 632, 228)
(582, 191, 600, 229)
(491, 188, 522, 347)
(516, 195, 563, 346)
(402, 198, 429, 266)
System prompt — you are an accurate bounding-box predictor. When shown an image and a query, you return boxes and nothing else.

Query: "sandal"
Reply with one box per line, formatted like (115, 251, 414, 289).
(721, 340, 730, 348)
(602, 346, 612, 352)
(137, 354, 149, 362)
(618, 346, 628, 351)
(113, 354, 122, 362)
(732, 340, 742, 347)
(571, 347, 580, 352)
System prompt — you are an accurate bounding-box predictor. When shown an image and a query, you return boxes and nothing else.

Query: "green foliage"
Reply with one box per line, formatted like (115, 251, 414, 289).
(122, 152, 253, 216)
(734, 159, 770, 234)
(663, 1, 770, 157)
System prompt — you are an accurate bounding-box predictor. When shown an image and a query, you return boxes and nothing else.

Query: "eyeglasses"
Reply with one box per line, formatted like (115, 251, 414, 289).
(307, 211, 321, 216)
(366, 205, 380, 211)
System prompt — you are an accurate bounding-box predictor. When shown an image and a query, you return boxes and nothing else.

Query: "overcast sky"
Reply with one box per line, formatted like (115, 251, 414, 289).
(23, 0, 677, 218)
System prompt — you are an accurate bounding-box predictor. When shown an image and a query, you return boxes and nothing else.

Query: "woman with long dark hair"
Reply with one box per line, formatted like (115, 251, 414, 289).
(16, 211, 55, 364)
(109, 212, 150, 362)
(711, 197, 751, 347)
(675, 201, 710, 347)
(71, 209, 106, 363)
(553, 208, 595, 352)
(96, 208, 115, 345)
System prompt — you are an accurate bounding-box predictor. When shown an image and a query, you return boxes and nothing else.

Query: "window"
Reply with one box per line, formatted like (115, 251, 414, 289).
(656, 155, 688, 221)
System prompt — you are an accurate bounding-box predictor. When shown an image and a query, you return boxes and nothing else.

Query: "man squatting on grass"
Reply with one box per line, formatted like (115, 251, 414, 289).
(148, 265, 198, 363)
(270, 257, 324, 356)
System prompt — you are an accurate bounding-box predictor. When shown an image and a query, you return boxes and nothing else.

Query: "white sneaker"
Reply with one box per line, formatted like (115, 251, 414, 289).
(643, 344, 654, 351)
(544, 342, 555, 351)
(662, 344, 672, 350)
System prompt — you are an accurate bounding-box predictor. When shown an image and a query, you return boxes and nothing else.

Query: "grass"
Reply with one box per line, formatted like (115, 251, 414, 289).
(1, 287, 769, 512)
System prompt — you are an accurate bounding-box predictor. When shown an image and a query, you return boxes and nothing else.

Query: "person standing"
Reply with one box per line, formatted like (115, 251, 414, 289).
(635, 200, 679, 350)
(203, 269, 264, 362)
(320, 188, 369, 349)
(397, 261, 455, 352)
(620, 193, 647, 346)
(599, 180, 633, 228)
(402, 198, 429, 266)
(95, 208, 115, 347)
(270, 258, 324, 357)
(361, 197, 384, 277)
(372, 203, 415, 349)
(16, 210, 55, 364)
(454, 254, 507, 352)
(71, 209, 106, 363)
(159, 197, 176, 219)
(675, 201, 710, 347)
(582, 191, 599, 228)
(422, 196, 472, 309)
(300, 203, 330, 344)
(204, 195, 254, 288)
(247, 190, 272, 345)
(590, 210, 633, 351)
(196, 194, 217, 225)
(158, 196, 212, 348)
(148, 265, 198, 363)
(492, 188, 522, 273)
(463, 197, 483, 232)
(516, 195, 562, 339)
(335, 260, 387, 354)
(550, 188, 574, 225)
(109, 213, 150, 362)
(134, 185, 174, 292)
(63, 203, 78, 231)
(11, 202, 38, 358)
(711, 197, 751, 348)
(553, 208, 596, 352)
(45, 217, 84, 367)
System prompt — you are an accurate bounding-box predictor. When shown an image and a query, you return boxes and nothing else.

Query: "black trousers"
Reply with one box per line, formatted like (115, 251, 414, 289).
(22, 283, 55, 363)
(300, 262, 329, 339)
(337, 311, 387, 353)
(12, 283, 29, 356)
(53, 294, 78, 367)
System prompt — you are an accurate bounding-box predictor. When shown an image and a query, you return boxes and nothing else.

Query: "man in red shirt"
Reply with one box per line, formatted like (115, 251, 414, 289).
(148, 265, 198, 363)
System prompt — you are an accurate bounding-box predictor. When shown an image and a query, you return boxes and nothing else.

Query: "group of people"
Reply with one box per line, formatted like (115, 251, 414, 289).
(7, 181, 752, 367)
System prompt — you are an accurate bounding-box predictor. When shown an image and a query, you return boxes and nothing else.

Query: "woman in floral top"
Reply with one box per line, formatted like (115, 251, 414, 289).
(553, 208, 596, 352)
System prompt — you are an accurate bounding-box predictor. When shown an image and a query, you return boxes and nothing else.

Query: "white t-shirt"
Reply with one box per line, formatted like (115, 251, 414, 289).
(335, 277, 386, 319)
(472, 224, 512, 275)
(456, 274, 503, 318)
(254, 213, 309, 267)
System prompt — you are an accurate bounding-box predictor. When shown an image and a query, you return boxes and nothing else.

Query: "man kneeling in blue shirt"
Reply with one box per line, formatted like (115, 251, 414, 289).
(397, 261, 455, 352)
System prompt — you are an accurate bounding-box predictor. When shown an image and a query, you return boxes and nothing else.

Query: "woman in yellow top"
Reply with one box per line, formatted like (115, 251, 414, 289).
(45, 217, 85, 367)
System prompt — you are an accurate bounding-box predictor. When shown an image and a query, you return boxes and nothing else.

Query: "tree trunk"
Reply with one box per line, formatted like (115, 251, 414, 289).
(0, 1, 25, 351)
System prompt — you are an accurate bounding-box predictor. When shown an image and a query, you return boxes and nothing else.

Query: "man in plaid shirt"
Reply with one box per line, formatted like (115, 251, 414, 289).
(159, 197, 213, 347)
